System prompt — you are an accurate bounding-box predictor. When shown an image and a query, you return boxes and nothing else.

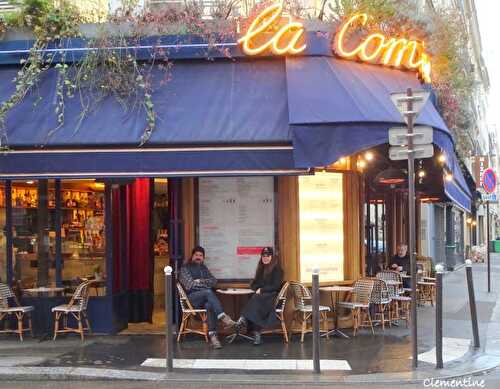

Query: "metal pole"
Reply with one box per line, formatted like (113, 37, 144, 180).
(487, 201, 491, 293)
(312, 268, 321, 374)
(164, 266, 174, 372)
(435, 264, 444, 369)
(406, 87, 418, 369)
(465, 260, 480, 348)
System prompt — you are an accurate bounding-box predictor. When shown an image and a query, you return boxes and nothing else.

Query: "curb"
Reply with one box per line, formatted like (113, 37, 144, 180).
(1, 355, 498, 384)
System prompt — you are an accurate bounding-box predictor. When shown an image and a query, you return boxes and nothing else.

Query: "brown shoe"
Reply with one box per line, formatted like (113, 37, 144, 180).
(209, 334, 222, 349)
(220, 313, 236, 329)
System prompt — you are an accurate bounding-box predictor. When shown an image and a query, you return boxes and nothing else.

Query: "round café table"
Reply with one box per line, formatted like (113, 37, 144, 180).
(23, 287, 66, 340)
(216, 288, 254, 343)
(319, 285, 354, 338)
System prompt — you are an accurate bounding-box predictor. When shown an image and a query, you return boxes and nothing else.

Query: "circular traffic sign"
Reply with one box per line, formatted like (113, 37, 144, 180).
(482, 168, 497, 194)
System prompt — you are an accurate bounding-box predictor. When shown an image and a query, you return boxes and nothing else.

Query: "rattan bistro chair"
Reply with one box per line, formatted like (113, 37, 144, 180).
(52, 281, 92, 341)
(0, 282, 34, 341)
(289, 281, 330, 342)
(370, 278, 392, 330)
(337, 278, 375, 336)
(261, 282, 290, 342)
(176, 282, 208, 343)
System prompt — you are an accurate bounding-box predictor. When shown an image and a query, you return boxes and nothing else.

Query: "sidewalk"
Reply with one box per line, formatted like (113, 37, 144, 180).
(1, 257, 500, 384)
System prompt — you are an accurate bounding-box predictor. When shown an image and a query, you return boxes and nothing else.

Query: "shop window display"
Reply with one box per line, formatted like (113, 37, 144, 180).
(60, 180, 106, 295)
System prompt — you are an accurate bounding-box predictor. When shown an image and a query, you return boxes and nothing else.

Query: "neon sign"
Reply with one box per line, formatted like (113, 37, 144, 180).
(239, 5, 432, 82)
(237, 3, 306, 56)
(333, 14, 431, 82)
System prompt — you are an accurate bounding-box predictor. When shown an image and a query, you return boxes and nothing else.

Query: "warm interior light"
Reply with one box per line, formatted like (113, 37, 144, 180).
(466, 218, 473, 224)
(420, 197, 440, 202)
(445, 173, 453, 182)
(438, 154, 446, 163)
(472, 221, 477, 226)
(365, 151, 374, 161)
(357, 159, 366, 169)
(418, 170, 426, 178)
(93, 182, 105, 190)
(26, 180, 34, 184)
(339, 157, 346, 164)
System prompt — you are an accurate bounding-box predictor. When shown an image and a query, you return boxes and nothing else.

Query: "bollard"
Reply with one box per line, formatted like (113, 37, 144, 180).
(465, 260, 480, 348)
(312, 268, 321, 374)
(435, 264, 444, 369)
(164, 266, 174, 372)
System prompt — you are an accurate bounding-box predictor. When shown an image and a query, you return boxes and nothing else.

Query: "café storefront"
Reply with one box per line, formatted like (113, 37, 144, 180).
(0, 6, 472, 334)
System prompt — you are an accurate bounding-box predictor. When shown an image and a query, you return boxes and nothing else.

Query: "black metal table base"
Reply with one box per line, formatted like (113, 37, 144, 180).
(321, 328, 350, 338)
(225, 332, 255, 344)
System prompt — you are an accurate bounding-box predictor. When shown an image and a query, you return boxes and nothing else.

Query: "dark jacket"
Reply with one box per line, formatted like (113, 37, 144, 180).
(178, 262, 217, 294)
(391, 254, 411, 274)
(242, 264, 283, 328)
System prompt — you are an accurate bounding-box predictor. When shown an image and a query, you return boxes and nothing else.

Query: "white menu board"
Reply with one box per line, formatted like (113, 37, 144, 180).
(299, 172, 344, 282)
(198, 177, 275, 279)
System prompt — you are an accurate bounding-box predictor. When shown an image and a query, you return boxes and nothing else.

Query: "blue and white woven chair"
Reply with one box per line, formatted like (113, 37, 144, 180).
(0, 282, 34, 341)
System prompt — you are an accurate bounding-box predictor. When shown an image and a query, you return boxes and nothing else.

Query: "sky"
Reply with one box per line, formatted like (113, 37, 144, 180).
(476, 0, 500, 139)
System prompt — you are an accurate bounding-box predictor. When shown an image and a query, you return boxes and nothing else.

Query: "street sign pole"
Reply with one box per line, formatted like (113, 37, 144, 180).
(405, 88, 418, 369)
(487, 200, 491, 293)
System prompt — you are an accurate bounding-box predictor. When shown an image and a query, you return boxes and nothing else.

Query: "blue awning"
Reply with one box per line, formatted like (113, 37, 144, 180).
(286, 56, 472, 212)
(0, 59, 307, 178)
(0, 54, 473, 211)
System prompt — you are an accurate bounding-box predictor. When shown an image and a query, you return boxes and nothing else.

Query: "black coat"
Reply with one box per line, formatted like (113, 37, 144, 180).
(241, 265, 283, 328)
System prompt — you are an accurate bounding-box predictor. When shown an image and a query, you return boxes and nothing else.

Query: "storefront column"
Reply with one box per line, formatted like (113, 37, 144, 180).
(37, 179, 49, 287)
(119, 185, 127, 293)
(5, 180, 13, 286)
(55, 179, 62, 287)
(105, 183, 113, 297)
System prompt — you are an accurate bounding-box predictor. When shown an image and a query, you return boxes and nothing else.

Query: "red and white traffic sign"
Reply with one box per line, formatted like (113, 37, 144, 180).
(482, 168, 497, 194)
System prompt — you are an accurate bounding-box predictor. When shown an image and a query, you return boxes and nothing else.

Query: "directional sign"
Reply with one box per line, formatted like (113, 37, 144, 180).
(482, 193, 498, 203)
(389, 126, 433, 146)
(482, 168, 497, 194)
(389, 144, 434, 161)
(390, 90, 431, 124)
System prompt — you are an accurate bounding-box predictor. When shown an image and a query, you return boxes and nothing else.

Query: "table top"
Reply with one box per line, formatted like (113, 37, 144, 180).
(417, 281, 436, 286)
(319, 286, 354, 292)
(384, 280, 402, 286)
(216, 288, 255, 295)
(24, 287, 65, 294)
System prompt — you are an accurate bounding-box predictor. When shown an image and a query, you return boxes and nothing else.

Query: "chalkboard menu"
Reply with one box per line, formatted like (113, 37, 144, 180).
(198, 177, 275, 280)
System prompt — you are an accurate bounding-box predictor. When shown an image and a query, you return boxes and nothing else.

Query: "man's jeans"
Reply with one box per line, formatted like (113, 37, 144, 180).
(188, 289, 224, 332)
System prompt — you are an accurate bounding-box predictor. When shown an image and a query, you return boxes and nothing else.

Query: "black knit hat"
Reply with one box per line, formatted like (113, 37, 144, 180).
(261, 247, 273, 256)
(192, 246, 205, 257)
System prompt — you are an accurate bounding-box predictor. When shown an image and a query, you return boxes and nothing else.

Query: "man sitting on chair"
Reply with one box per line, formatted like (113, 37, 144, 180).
(178, 246, 235, 349)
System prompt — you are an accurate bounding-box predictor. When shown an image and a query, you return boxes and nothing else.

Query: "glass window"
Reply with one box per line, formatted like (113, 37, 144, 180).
(12, 180, 55, 288)
(0, 183, 6, 283)
(60, 180, 106, 295)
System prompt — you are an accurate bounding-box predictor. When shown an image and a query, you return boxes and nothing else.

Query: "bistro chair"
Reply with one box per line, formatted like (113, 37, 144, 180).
(289, 281, 330, 342)
(370, 278, 392, 330)
(261, 282, 290, 342)
(52, 281, 92, 341)
(176, 282, 208, 343)
(0, 282, 34, 341)
(337, 278, 375, 336)
(378, 271, 411, 327)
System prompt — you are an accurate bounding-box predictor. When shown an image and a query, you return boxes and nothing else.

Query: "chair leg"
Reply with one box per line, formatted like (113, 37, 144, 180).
(53, 312, 60, 340)
(281, 316, 289, 343)
(300, 313, 307, 343)
(28, 313, 34, 337)
(201, 313, 208, 342)
(352, 308, 359, 336)
(84, 312, 92, 335)
(177, 315, 187, 342)
(16, 313, 23, 341)
(322, 312, 329, 339)
(77, 314, 84, 342)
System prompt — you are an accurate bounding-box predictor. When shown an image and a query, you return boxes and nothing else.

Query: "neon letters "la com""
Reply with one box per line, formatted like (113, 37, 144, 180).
(238, 3, 306, 56)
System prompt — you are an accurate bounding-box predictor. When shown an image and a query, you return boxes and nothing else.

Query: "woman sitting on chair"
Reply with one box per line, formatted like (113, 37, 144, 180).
(235, 247, 283, 345)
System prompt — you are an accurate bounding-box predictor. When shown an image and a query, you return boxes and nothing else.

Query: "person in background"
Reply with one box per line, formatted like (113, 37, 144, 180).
(391, 243, 411, 288)
(178, 246, 235, 349)
(234, 247, 283, 345)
